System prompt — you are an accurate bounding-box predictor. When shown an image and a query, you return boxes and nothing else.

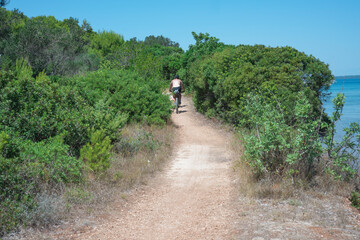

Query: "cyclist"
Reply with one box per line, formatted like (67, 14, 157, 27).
(169, 75, 185, 105)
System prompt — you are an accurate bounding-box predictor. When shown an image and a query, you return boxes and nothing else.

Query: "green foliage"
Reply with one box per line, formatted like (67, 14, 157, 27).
(350, 191, 360, 210)
(322, 93, 360, 180)
(285, 93, 323, 178)
(1, 8, 183, 80)
(243, 94, 290, 176)
(0, 134, 82, 235)
(20, 136, 83, 184)
(88, 30, 124, 63)
(0, 131, 8, 151)
(0, 65, 90, 154)
(243, 92, 322, 179)
(182, 32, 225, 66)
(88, 35, 183, 80)
(66, 69, 172, 124)
(0, 8, 28, 60)
(80, 129, 113, 173)
(0, 8, 181, 236)
(183, 41, 333, 126)
(140, 35, 183, 79)
(0, 198, 32, 236)
(91, 99, 128, 141)
(1, 10, 97, 75)
(124, 39, 183, 79)
(0, 135, 83, 201)
(0, 61, 171, 236)
(182, 34, 358, 184)
(180, 32, 225, 89)
(242, 91, 359, 183)
(144, 35, 180, 47)
(0, 0, 9, 7)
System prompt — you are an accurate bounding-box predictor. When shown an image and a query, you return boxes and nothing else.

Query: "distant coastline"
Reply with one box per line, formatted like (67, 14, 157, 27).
(335, 75, 360, 79)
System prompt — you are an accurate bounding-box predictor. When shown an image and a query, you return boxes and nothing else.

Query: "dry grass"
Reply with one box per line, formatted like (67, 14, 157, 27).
(68, 123, 175, 210)
(109, 123, 174, 188)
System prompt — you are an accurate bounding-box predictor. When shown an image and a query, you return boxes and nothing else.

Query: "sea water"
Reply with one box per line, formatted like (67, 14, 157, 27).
(323, 77, 360, 140)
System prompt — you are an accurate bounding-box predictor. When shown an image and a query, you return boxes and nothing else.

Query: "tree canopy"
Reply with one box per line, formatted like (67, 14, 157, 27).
(0, 0, 9, 7)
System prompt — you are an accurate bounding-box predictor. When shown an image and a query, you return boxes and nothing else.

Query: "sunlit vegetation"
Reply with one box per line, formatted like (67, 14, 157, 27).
(181, 32, 359, 205)
(0, 7, 181, 235)
(0, 5, 359, 237)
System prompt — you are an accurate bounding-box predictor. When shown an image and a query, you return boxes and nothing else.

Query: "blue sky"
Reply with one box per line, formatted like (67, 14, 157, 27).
(5, 0, 360, 76)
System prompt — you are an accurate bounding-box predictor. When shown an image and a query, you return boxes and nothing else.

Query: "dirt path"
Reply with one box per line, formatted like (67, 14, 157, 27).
(73, 96, 237, 239)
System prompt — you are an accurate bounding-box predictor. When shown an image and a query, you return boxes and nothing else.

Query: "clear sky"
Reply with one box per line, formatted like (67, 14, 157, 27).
(5, 0, 360, 76)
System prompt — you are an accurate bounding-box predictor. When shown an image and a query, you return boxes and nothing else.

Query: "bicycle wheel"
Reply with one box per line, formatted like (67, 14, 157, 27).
(175, 96, 179, 114)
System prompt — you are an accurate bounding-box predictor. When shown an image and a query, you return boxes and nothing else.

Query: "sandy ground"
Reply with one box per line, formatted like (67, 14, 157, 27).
(6, 96, 360, 240)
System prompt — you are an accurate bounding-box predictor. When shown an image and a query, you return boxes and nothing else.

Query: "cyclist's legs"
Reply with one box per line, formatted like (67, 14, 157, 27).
(172, 87, 182, 104)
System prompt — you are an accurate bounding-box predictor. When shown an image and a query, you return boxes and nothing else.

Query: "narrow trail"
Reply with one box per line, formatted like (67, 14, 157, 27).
(76, 96, 238, 239)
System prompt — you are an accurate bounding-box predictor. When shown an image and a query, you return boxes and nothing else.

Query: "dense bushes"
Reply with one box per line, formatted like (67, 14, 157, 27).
(184, 43, 333, 126)
(0, 8, 179, 235)
(1, 14, 97, 76)
(242, 92, 323, 179)
(0, 7, 181, 236)
(0, 60, 98, 155)
(241, 91, 359, 186)
(64, 69, 172, 124)
(0, 61, 171, 235)
(0, 133, 83, 234)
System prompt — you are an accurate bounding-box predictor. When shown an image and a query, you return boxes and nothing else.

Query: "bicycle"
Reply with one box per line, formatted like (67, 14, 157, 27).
(173, 88, 181, 114)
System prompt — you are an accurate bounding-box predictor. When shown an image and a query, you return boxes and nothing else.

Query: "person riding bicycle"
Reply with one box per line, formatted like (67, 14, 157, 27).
(169, 75, 185, 105)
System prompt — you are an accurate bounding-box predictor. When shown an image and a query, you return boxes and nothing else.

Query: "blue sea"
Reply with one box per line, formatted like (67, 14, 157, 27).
(323, 77, 360, 140)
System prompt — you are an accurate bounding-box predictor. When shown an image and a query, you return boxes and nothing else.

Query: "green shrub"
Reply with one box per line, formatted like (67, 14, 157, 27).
(80, 129, 113, 173)
(0, 131, 9, 152)
(20, 136, 83, 184)
(243, 94, 291, 177)
(242, 91, 359, 183)
(183, 42, 333, 126)
(242, 92, 322, 179)
(65, 69, 172, 124)
(0, 198, 33, 236)
(91, 99, 128, 141)
(0, 136, 83, 200)
(350, 191, 360, 210)
(0, 66, 89, 151)
(0, 134, 83, 235)
(0, 64, 129, 156)
(322, 93, 360, 180)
